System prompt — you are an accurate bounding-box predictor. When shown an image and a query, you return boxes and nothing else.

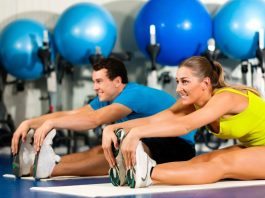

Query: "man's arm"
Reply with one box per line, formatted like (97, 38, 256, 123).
(26, 105, 94, 129)
(33, 103, 132, 151)
(42, 103, 132, 131)
(11, 105, 93, 154)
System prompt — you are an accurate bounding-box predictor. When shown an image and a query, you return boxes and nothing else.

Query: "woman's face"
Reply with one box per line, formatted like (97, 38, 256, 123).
(176, 66, 208, 105)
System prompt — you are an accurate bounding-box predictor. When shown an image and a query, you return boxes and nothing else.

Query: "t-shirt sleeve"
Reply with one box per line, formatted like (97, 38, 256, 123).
(112, 89, 138, 112)
(89, 96, 109, 110)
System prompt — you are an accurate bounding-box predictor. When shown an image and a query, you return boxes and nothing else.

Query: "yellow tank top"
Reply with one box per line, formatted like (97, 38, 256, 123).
(210, 87, 265, 147)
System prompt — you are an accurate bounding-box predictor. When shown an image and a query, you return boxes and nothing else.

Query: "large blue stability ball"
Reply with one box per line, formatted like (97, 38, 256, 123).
(0, 19, 52, 80)
(214, 0, 265, 60)
(134, 0, 212, 66)
(54, 3, 117, 65)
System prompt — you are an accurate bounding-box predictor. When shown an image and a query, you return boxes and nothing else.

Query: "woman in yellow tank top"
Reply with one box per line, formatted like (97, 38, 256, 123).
(103, 56, 265, 188)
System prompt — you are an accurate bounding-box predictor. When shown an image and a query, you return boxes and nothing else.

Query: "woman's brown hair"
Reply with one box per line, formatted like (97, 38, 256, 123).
(180, 56, 260, 96)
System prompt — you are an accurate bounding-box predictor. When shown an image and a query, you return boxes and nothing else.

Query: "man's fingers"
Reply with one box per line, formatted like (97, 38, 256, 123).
(34, 132, 40, 152)
(11, 133, 23, 155)
(11, 137, 17, 155)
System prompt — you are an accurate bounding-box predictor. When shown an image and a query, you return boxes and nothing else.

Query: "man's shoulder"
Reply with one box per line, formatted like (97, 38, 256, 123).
(122, 83, 174, 99)
(125, 82, 161, 91)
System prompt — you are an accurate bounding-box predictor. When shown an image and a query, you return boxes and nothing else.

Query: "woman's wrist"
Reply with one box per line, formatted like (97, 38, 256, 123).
(130, 127, 141, 140)
(44, 119, 54, 130)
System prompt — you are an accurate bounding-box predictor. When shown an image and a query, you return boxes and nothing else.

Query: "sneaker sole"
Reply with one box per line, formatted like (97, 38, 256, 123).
(12, 139, 22, 177)
(109, 166, 121, 186)
(126, 168, 136, 188)
(32, 151, 40, 180)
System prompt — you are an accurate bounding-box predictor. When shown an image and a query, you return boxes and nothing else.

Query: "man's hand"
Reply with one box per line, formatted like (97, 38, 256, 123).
(33, 120, 53, 152)
(11, 121, 31, 155)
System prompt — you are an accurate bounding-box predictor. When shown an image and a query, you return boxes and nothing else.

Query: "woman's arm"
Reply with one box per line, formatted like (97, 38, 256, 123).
(122, 92, 238, 167)
(102, 99, 195, 166)
(134, 92, 236, 139)
(104, 99, 195, 134)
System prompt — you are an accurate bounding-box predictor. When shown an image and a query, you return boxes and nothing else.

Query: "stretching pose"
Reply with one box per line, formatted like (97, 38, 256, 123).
(11, 58, 196, 179)
(102, 56, 265, 188)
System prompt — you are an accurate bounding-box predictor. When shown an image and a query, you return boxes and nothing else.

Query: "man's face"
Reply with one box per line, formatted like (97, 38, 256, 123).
(92, 69, 120, 102)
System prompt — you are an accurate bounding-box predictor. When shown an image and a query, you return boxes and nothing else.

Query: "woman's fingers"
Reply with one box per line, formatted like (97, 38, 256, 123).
(122, 144, 134, 170)
(121, 135, 140, 170)
(102, 133, 118, 167)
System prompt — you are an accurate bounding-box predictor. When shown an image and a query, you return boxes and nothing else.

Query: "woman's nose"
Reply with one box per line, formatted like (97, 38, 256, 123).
(176, 84, 182, 93)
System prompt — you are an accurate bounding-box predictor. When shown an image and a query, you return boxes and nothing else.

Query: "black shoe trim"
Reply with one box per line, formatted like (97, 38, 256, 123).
(33, 151, 40, 179)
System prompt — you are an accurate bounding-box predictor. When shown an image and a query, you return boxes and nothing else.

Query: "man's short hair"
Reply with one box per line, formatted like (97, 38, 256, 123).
(92, 58, 128, 83)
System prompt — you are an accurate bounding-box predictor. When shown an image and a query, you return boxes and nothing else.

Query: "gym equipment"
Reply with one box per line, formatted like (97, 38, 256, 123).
(134, 0, 212, 66)
(213, 0, 265, 60)
(0, 65, 15, 148)
(0, 19, 54, 80)
(54, 2, 117, 65)
(214, 0, 265, 96)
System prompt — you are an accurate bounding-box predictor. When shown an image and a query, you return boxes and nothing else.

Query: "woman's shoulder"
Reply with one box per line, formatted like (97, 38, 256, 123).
(214, 87, 248, 96)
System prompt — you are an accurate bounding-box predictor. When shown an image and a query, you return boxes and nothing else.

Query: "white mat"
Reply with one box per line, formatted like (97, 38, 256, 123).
(3, 174, 108, 181)
(30, 180, 265, 197)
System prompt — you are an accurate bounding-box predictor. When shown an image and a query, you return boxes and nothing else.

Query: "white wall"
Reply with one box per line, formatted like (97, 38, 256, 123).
(0, 0, 228, 127)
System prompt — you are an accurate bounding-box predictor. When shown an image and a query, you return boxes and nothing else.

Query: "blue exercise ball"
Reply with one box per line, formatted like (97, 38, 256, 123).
(134, 0, 212, 66)
(54, 3, 117, 65)
(213, 0, 265, 60)
(0, 19, 53, 80)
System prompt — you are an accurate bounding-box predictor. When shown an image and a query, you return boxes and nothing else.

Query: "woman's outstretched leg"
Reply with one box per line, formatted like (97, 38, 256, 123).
(151, 145, 265, 185)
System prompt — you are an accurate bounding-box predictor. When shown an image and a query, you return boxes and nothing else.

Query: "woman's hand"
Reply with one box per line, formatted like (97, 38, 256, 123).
(33, 120, 53, 152)
(11, 120, 31, 155)
(102, 125, 119, 167)
(121, 128, 140, 170)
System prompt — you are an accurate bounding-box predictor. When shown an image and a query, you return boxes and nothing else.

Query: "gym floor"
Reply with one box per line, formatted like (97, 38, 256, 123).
(1, 151, 265, 198)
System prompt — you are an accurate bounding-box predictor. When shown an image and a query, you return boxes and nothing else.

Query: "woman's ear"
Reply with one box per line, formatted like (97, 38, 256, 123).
(202, 77, 211, 90)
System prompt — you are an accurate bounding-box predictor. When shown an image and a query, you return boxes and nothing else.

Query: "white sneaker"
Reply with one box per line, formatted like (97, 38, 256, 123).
(127, 141, 156, 188)
(12, 129, 35, 177)
(109, 128, 127, 186)
(33, 129, 61, 179)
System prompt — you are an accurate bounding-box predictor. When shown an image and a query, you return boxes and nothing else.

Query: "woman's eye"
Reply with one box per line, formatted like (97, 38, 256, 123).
(183, 80, 189, 85)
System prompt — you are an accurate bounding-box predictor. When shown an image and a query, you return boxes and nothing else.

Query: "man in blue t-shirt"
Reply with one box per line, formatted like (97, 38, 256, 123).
(11, 58, 196, 179)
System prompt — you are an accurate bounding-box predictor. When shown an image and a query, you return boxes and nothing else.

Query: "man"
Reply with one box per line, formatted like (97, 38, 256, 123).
(11, 58, 196, 179)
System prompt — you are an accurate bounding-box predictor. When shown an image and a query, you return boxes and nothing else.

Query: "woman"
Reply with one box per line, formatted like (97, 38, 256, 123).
(102, 56, 265, 188)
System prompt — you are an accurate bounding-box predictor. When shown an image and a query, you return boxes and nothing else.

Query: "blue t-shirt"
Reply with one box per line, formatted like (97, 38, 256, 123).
(90, 83, 195, 144)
